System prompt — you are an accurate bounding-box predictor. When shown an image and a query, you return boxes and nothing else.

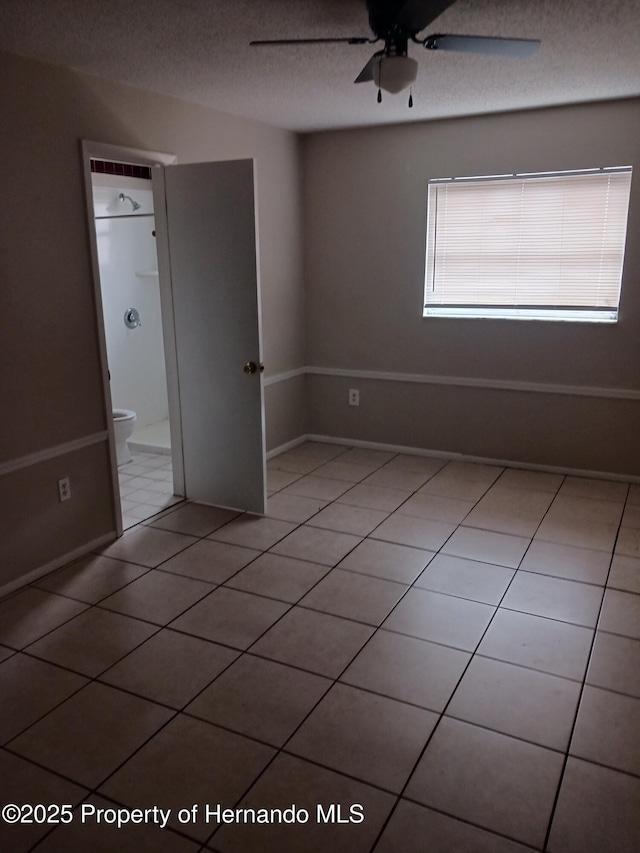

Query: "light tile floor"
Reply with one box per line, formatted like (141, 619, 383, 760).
(1, 441, 640, 852)
(118, 450, 182, 529)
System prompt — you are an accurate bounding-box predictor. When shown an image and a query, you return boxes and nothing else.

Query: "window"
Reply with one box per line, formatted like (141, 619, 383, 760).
(423, 167, 632, 322)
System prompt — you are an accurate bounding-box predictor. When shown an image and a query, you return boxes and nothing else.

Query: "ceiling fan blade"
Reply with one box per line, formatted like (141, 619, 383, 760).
(395, 0, 459, 33)
(424, 34, 541, 57)
(354, 51, 384, 83)
(250, 36, 372, 46)
(367, 0, 458, 36)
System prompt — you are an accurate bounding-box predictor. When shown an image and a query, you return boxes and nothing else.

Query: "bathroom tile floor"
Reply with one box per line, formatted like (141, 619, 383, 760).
(118, 450, 182, 529)
(2, 441, 640, 852)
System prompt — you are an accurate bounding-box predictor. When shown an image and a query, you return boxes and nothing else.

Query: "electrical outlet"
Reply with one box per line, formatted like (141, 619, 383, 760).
(58, 477, 71, 502)
(348, 389, 360, 407)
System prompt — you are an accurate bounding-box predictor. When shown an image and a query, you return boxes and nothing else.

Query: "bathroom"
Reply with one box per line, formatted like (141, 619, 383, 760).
(90, 160, 181, 527)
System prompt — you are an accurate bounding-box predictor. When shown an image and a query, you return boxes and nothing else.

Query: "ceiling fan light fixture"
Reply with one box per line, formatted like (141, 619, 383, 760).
(373, 55, 418, 94)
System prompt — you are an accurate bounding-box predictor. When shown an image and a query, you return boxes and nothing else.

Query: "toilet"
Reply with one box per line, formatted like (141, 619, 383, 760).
(113, 409, 137, 466)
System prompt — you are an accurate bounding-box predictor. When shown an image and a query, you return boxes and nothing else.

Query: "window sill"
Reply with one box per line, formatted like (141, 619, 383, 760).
(423, 307, 618, 323)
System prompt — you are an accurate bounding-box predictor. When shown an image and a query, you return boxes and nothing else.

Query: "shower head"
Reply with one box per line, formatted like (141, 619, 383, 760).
(118, 193, 141, 211)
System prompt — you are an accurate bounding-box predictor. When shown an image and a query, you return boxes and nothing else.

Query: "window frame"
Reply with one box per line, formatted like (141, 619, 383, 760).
(422, 166, 633, 323)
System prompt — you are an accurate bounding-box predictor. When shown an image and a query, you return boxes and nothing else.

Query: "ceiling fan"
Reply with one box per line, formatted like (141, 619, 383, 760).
(250, 0, 540, 105)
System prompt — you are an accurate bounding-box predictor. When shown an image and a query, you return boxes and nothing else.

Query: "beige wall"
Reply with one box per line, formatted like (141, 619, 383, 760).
(0, 50, 305, 585)
(264, 374, 307, 452)
(0, 444, 116, 589)
(307, 374, 640, 477)
(302, 99, 640, 475)
(4, 46, 640, 587)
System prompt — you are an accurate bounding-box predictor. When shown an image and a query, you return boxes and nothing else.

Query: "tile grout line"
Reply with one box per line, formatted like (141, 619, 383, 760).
(540, 480, 630, 852)
(100, 471, 391, 849)
(199, 450, 455, 846)
(184, 448, 379, 846)
(10, 522, 638, 802)
(269, 461, 522, 851)
(0, 453, 541, 824)
(367, 470, 571, 852)
(119, 451, 185, 528)
(1, 502, 317, 847)
(5, 448, 637, 849)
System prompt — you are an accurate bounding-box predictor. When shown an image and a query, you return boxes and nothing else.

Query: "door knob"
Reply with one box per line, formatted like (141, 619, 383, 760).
(243, 362, 265, 374)
(124, 307, 141, 329)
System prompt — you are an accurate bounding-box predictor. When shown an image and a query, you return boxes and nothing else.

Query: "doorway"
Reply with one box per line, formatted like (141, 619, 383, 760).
(81, 140, 267, 536)
(90, 158, 182, 529)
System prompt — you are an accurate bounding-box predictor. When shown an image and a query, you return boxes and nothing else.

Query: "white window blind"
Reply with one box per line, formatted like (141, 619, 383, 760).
(424, 167, 632, 322)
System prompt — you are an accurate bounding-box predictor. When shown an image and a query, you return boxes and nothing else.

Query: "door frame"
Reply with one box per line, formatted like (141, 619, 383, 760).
(80, 140, 182, 536)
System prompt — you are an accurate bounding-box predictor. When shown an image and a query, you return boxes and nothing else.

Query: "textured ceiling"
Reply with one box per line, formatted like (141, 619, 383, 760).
(1, 0, 640, 132)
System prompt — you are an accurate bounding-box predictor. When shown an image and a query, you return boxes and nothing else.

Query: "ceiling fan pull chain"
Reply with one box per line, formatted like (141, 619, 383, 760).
(409, 88, 413, 108)
(377, 88, 382, 103)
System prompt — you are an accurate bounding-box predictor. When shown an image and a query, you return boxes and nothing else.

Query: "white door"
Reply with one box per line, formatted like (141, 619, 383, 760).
(153, 159, 266, 514)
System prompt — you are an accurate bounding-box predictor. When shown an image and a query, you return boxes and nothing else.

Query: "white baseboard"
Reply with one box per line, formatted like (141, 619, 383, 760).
(4, 425, 637, 602)
(128, 440, 172, 456)
(266, 434, 310, 459)
(0, 532, 117, 600)
(303, 433, 640, 484)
